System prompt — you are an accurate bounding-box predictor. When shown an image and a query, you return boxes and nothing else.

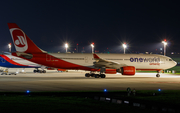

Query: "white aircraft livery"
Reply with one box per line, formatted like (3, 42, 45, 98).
(8, 23, 177, 78)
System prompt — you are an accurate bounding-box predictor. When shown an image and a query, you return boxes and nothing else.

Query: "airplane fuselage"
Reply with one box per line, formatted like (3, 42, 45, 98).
(13, 53, 176, 71)
(0, 54, 40, 68)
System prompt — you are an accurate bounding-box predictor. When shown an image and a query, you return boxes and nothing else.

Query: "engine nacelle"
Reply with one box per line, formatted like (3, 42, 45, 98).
(117, 66, 136, 75)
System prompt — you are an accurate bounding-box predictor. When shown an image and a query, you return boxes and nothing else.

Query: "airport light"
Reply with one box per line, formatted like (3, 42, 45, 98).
(26, 90, 30, 93)
(122, 43, 127, 54)
(8, 43, 11, 52)
(91, 43, 94, 53)
(162, 40, 167, 56)
(104, 89, 107, 92)
(65, 43, 68, 53)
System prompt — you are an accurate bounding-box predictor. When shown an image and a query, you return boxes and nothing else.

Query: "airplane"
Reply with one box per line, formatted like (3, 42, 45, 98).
(7, 23, 177, 78)
(0, 54, 67, 73)
(0, 54, 46, 73)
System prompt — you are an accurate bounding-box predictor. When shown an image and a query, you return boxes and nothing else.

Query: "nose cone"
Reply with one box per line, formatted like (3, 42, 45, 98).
(173, 60, 177, 67)
(169, 60, 177, 69)
(166, 60, 177, 69)
(166, 60, 177, 70)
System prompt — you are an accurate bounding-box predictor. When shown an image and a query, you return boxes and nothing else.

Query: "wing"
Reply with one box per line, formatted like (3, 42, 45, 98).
(93, 54, 127, 69)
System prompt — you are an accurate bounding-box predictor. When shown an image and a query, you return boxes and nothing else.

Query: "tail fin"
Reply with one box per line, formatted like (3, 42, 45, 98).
(8, 23, 44, 53)
(93, 53, 100, 60)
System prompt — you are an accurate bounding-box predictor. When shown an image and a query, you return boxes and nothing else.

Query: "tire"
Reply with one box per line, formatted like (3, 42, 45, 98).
(156, 74, 160, 77)
(90, 74, 95, 77)
(85, 73, 90, 77)
(33, 70, 37, 73)
(42, 70, 46, 73)
(95, 74, 99, 78)
(101, 74, 106, 78)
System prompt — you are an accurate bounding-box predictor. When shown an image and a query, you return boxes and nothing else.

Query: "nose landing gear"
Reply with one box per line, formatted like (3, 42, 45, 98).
(156, 70, 160, 77)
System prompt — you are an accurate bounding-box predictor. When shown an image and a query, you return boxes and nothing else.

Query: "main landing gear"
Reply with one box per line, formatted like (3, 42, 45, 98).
(33, 69, 46, 73)
(156, 70, 160, 77)
(85, 73, 106, 78)
(85, 67, 106, 78)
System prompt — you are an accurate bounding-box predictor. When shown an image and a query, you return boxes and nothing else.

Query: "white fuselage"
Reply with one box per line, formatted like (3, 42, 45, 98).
(2, 54, 41, 67)
(48, 53, 176, 70)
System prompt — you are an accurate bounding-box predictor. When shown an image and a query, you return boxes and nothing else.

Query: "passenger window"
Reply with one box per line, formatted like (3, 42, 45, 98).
(169, 59, 172, 61)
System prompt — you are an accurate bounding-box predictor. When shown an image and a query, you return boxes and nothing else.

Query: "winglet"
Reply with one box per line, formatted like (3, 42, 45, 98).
(93, 54, 100, 59)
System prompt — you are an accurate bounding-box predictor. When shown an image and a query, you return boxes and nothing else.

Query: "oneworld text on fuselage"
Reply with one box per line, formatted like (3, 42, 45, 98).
(130, 57, 160, 63)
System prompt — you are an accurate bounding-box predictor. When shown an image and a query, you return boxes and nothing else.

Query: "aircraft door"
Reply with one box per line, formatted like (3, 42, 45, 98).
(161, 58, 165, 64)
(85, 56, 88, 63)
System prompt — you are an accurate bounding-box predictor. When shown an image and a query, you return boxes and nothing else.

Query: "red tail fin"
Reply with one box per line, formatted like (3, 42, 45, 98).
(93, 54, 100, 59)
(8, 23, 43, 53)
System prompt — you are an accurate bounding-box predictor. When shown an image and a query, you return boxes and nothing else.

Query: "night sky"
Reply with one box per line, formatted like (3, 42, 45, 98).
(0, 0, 180, 54)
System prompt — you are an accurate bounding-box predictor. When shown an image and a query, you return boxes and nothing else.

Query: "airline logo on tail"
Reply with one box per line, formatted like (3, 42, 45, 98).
(10, 28, 28, 52)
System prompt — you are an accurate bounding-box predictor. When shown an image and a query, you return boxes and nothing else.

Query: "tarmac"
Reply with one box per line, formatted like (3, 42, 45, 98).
(0, 69, 180, 91)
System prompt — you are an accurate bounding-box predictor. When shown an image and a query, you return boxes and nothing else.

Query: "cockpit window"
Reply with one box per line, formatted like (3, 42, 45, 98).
(169, 59, 172, 61)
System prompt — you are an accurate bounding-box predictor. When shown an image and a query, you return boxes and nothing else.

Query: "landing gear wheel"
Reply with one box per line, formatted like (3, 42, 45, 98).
(42, 70, 46, 73)
(90, 73, 95, 77)
(85, 73, 90, 77)
(156, 74, 160, 77)
(33, 70, 37, 73)
(39, 70, 42, 73)
(101, 74, 106, 78)
(95, 74, 99, 78)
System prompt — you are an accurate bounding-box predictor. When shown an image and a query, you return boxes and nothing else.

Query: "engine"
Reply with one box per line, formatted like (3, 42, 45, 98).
(117, 66, 136, 75)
